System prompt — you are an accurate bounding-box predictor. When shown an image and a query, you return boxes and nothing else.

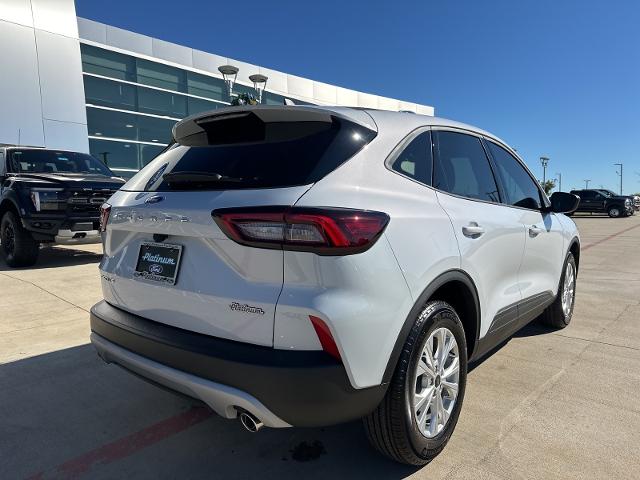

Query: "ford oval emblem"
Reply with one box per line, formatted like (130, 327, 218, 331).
(149, 264, 163, 274)
(145, 195, 164, 204)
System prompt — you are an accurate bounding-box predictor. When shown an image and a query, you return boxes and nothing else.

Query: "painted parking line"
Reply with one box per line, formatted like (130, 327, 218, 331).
(581, 223, 640, 251)
(27, 406, 213, 479)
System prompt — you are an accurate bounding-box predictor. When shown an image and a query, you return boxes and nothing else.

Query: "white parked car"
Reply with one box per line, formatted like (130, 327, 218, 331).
(91, 105, 581, 465)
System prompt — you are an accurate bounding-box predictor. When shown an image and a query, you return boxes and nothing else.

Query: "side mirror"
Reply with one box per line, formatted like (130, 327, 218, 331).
(549, 191, 580, 214)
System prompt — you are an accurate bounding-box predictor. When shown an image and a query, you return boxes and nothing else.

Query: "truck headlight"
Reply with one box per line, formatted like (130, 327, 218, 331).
(30, 188, 65, 211)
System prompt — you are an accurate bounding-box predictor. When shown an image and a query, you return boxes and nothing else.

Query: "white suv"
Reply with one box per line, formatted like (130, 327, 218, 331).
(91, 105, 580, 465)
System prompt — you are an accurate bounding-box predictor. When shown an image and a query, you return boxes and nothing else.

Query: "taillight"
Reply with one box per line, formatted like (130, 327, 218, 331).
(212, 207, 389, 255)
(99, 203, 111, 232)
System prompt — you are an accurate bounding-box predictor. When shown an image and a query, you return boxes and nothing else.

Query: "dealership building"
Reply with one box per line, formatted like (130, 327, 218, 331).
(1, 0, 434, 177)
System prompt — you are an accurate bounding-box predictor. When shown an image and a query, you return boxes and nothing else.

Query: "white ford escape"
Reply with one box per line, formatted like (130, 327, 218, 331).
(91, 105, 580, 465)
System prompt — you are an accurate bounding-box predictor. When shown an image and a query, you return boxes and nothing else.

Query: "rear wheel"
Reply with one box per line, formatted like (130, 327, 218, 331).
(364, 301, 467, 465)
(540, 253, 576, 329)
(1, 211, 39, 267)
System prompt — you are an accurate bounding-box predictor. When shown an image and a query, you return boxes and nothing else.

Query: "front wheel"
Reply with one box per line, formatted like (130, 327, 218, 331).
(608, 206, 622, 218)
(364, 301, 467, 466)
(1, 211, 39, 267)
(540, 252, 576, 329)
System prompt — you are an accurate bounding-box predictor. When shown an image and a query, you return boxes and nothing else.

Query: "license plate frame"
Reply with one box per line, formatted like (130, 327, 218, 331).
(134, 242, 183, 285)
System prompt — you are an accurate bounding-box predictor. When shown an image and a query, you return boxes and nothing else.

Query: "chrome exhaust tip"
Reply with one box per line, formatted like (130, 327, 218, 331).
(239, 411, 264, 433)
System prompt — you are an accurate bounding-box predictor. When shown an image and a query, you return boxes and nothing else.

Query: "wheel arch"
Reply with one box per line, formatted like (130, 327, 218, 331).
(568, 237, 580, 272)
(382, 269, 480, 383)
(0, 197, 20, 219)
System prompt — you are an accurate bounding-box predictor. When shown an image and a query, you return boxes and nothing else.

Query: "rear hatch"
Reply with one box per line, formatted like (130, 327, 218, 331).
(100, 106, 376, 346)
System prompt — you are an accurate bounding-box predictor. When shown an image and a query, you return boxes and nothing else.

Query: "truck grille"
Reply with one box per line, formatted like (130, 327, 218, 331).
(67, 189, 117, 216)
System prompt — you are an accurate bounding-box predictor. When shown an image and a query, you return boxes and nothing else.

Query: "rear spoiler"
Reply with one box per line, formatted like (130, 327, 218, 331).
(172, 105, 377, 146)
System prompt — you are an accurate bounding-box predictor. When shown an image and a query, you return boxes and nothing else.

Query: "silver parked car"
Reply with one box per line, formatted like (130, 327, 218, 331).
(91, 105, 580, 465)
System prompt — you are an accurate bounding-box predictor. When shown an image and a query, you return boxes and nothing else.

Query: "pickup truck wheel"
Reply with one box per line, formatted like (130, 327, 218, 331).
(363, 301, 467, 466)
(607, 206, 621, 218)
(540, 253, 576, 329)
(1, 211, 39, 267)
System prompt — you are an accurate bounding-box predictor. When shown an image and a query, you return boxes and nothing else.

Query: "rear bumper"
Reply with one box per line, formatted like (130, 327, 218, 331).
(90, 301, 387, 427)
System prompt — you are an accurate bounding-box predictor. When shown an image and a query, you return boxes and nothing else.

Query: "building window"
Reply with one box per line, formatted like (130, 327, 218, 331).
(86, 107, 175, 144)
(137, 87, 187, 118)
(89, 138, 165, 176)
(84, 76, 136, 111)
(136, 58, 187, 92)
(81, 44, 135, 81)
(187, 72, 225, 101)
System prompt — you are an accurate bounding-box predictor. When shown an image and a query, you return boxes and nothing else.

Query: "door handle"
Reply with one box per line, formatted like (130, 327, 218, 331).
(462, 223, 485, 238)
(528, 225, 544, 237)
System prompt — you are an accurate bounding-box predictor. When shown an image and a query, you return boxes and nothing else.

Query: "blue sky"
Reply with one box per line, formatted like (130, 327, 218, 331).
(77, 0, 640, 194)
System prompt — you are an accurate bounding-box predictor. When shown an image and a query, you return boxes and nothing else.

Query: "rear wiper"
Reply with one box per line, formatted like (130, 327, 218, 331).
(163, 171, 244, 184)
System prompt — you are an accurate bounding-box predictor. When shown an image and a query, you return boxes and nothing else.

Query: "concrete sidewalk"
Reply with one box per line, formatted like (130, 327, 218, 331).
(1, 215, 639, 479)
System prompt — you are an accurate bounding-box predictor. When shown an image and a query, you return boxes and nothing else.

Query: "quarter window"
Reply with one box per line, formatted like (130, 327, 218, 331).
(487, 141, 542, 210)
(390, 131, 432, 185)
(433, 131, 499, 202)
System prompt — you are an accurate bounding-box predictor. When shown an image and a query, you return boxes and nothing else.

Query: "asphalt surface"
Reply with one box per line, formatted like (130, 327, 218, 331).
(1, 214, 639, 479)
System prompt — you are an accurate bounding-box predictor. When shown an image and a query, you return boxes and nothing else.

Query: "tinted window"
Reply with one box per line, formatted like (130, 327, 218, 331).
(574, 190, 594, 199)
(390, 131, 432, 185)
(81, 44, 135, 82)
(434, 131, 499, 202)
(136, 59, 186, 92)
(86, 107, 175, 144)
(125, 118, 376, 191)
(487, 141, 542, 209)
(10, 150, 113, 176)
(83, 76, 136, 111)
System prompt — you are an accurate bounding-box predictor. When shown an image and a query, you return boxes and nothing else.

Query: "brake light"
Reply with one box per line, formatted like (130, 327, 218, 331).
(212, 207, 389, 255)
(99, 203, 111, 232)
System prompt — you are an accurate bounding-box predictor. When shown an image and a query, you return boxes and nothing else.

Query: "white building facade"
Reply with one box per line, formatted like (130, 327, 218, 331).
(1, 0, 434, 177)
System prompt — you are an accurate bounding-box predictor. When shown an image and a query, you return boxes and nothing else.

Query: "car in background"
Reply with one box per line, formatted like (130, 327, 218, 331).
(596, 189, 635, 215)
(569, 188, 633, 217)
(90, 105, 581, 465)
(0, 147, 125, 267)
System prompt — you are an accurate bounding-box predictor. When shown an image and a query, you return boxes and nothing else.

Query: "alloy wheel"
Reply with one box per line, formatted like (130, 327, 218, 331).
(561, 262, 575, 317)
(2, 223, 15, 255)
(413, 327, 460, 438)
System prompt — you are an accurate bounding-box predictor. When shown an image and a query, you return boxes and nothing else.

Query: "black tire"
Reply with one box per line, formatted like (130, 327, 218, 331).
(1, 211, 39, 267)
(539, 253, 576, 329)
(364, 301, 467, 466)
(607, 205, 622, 218)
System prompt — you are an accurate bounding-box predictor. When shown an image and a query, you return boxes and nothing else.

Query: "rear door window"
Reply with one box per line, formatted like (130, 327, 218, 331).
(389, 131, 432, 185)
(433, 131, 500, 203)
(127, 115, 376, 192)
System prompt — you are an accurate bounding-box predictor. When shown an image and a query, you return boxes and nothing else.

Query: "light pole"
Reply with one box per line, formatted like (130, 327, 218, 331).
(540, 156, 549, 185)
(218, 65, 239, 101)
(584, 179, 591, 189)
(555, 172, 562, 192)
(249, 74, 268, 104)
(614, 163, 623, 195)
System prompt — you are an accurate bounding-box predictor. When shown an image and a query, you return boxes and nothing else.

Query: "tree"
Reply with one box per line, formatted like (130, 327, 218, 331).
(540, 179, 556, 195)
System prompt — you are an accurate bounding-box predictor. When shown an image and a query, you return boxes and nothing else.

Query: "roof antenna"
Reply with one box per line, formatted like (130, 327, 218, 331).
(284, 98, 296, 106)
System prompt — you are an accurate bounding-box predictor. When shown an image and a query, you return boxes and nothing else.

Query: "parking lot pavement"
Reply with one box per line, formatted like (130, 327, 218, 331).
(1, 215, 639, 480)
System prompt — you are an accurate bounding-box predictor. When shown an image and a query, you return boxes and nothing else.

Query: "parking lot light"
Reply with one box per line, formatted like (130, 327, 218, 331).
(540, 156, 549, 184)
(218, 65, 239, 100)
(249, 74, 268, 104)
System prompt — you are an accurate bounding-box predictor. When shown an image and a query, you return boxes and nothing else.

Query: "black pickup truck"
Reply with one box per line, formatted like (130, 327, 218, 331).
(0, 147, 125, 267)
(569, 188, 633, 218)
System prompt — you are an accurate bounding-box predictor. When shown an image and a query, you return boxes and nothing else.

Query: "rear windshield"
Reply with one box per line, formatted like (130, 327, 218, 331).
(9, 149, 113, 176)
(123, 116, 376, 192)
